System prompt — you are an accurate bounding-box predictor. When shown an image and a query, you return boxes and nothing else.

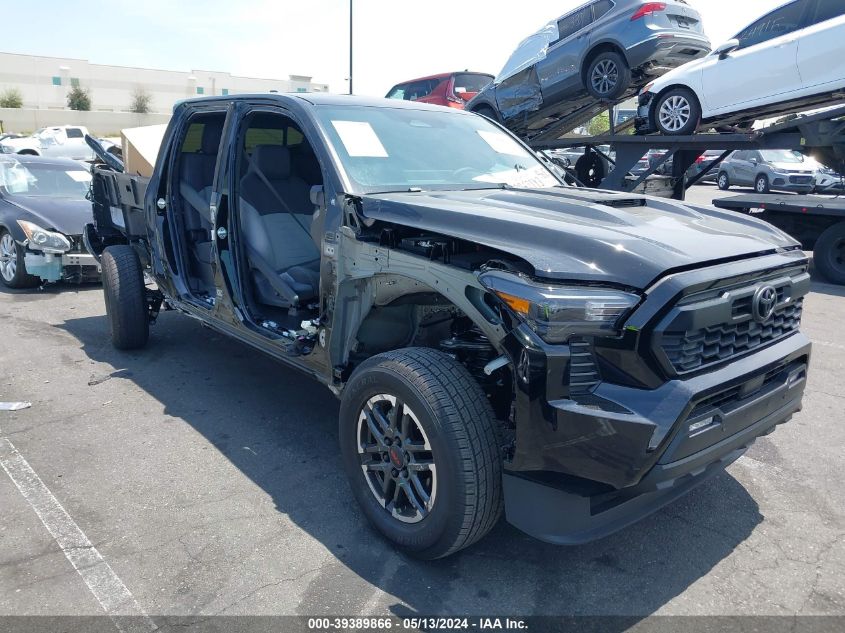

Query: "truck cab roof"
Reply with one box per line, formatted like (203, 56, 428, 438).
(174, 92, 475, 114)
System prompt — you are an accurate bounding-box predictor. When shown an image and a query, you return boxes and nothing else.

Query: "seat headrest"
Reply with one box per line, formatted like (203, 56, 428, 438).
(200, 120, 223, 154)
(251, 145, 291, 180)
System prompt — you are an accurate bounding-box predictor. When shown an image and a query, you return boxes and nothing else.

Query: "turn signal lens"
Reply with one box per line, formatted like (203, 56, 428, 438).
(494, 291, 531, 315)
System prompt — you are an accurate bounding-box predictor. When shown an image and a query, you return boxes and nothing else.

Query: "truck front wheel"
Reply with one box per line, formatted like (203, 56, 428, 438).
(101, 245, 149, 350)
(814, 221, 845, 285)
(339, 348, 503, 559)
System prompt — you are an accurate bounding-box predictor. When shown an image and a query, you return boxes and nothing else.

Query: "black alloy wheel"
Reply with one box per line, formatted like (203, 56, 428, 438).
(339, 348, 503, 559)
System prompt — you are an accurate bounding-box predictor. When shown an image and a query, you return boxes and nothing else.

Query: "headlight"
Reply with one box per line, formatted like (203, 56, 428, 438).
(16, 220, 71, 253)
(0, 144, 13, 154)
(479, 271, 640, 343)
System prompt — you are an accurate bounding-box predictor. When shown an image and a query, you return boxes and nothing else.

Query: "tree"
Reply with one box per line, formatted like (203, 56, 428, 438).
(586, 111, 610, 136)
(67, 85, 91, 111)
(129, 87, 152, 114)
(0, 88, 23, 108)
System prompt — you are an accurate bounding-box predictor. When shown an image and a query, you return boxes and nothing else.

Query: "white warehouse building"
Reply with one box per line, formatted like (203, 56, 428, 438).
(0, 51, 330, 114)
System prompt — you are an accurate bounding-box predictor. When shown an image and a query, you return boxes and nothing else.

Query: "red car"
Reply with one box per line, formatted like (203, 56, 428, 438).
(385, 72, 493, 109)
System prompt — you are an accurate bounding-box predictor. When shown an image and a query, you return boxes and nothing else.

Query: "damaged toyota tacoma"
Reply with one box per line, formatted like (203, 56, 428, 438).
(84, 94, 811, 559)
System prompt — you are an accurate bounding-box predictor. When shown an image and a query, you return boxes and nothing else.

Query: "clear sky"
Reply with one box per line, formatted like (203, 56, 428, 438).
(3, 0, 788, 97)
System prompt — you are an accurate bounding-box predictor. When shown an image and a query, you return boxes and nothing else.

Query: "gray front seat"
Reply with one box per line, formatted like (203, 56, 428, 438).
(240, 145, 321, 308)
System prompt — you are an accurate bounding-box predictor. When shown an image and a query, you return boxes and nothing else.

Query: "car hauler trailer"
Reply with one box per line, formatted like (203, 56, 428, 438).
(528, 103, 845, 202)
(714, 193, 845, 285)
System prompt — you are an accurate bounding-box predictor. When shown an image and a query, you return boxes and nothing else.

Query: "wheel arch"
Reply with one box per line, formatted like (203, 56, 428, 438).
(16, 149, 39, 156)
(333, 270, 510, 401)
(581, 42, 628, 85)
(468, 99, 500, 122)
(0, 219, 27, 243)
(339, 275, 503, 359)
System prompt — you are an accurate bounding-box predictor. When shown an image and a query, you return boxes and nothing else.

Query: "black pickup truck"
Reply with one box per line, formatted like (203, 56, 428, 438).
(84, 94, 811, 559)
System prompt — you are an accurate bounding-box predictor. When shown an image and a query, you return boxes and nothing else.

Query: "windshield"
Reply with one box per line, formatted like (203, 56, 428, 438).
(760, 150, 804, 164)
(0, 158, 91, 198)
(315, 105, 561, 194)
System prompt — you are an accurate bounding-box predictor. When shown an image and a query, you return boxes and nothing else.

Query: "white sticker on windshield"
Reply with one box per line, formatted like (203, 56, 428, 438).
(66, 170, 92, 182)
(477, 130, 525, 156)
(331, 121, 388, 158)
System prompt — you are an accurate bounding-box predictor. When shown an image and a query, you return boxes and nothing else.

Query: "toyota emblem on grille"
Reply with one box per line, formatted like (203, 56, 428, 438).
(752, 285, 778, 322)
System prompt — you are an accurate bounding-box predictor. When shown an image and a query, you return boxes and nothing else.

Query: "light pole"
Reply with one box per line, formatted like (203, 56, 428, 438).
(349, 0, 353, 95)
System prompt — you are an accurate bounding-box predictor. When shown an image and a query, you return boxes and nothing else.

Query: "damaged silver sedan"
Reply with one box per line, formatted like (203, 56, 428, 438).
(0, 155, 100, 288)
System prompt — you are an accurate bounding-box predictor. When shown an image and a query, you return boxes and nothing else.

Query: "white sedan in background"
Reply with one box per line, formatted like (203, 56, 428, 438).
(636, 0, 845, 135)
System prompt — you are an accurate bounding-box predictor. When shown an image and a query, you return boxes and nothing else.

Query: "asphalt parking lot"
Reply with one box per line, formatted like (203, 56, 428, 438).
(1, 183, 844, 625)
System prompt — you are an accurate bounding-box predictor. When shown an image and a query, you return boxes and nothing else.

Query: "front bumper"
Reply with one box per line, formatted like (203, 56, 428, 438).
(24, 250, 101, 283)
(502, 333, 809, 544)
(635, 92, 657, 134)
(769, 173, 815, 193)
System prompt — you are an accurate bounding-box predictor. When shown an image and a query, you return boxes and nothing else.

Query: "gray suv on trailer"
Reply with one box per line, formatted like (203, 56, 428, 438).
(467, 0, 710, 139)
(718, 150, 818, 194)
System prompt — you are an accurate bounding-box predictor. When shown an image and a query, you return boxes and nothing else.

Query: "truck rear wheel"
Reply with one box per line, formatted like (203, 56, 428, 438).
(339, 348, 503, 559)
(585, 51, 631, 101)
(814, 221, 845, 285)
(101, 245, 149, 350)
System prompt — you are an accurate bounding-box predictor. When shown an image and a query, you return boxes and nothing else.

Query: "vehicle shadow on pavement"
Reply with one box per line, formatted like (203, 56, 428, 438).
(0, 281, 101, 300)
(60, 311, 763, 622)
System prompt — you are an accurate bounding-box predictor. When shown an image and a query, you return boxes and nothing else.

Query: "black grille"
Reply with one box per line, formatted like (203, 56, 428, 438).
(662, 299, 803, 373)
(689, 361, 796, 418)
(789, 175, 813, 185)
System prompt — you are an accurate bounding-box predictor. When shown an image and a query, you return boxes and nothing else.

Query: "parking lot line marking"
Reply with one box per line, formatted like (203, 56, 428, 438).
(0, 438, 157, 633)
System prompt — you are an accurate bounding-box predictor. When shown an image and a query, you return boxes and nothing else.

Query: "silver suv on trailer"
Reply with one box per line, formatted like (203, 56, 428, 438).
(718, 150, 817, 194)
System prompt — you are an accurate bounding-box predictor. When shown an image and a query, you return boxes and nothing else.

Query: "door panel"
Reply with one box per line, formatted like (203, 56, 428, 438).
(536, 5, 592, 103)
(701, 35, 801, 114)
(733, 153, 755, 185)
(797, 14, 845, 90)
(701, 0, 810, 114)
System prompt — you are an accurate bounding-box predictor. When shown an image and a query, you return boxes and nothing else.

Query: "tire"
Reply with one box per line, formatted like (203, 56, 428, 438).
(654, 87, 701, 136)
(585, 51, 631, 100)
(717, 171, 731, 191)
(814, 221, 845, 285)
(101, 245, 149, 350)
(339, 348, 503, 559)
(0, 229, 40, 289)
(574, 151, 608, 188)
(755, 174, 770, 194)
(472, 105, 500, 123)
